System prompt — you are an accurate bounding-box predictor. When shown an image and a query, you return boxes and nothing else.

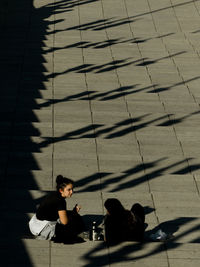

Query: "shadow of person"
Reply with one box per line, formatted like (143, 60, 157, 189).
(145, 217, 197, 240)
(144, 206, 155, 215)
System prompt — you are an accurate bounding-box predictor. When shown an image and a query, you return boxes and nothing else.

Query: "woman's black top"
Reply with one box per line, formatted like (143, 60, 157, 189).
(36, 191, 66, 221)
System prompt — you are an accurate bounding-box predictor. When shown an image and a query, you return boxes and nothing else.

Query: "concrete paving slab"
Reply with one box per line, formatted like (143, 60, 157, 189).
(97, 141, 139, 157)
(0, 239, 50, 266)
(100, 172, 150, 193)
(127, 100, 165, 113)
(174, 126, 200, 141)
(54, 138, 96, 154)
(135, 125, 176, 136)
(129, 112, 173, 128)
(13, 122, 52, 137)
(67, 191, 103, 214)
(187, 158, 200, 175)
(53, 122, 96, 139)
(6, 169, 53, 190)
(53, 158, 98, 178)
(16, 109, 52, 122)
(91, 101, 128, 113)
(117, 72, 152, 85)
(53, 74, 86, 86)
(140, 144, 183, 157)
(53, 100, 90, 111)
(8, 152, 52, 171)
(138, 136, 179, 146)
(11, 136, 53, 152)
(166, 242, 200, 258)
(98, 157, 143, 173)
(54, 110, 92, 124)
(152, 191, 200, 208)
(124, 92, 160, 101)
(108, 241, 167, 263)
(149, 174, 197, 192)
(150, 73, 183, 85)
(92, 111, 129, 124)
(142, 155, 190, 175)
(168, 225, 200, 243)
(168, 258, 200, 267)
(109, 259, 168, 267)
(180, 141, 200, 157)
(153, 206, 200, 221)
(51, 242, 109, 267)
(2, 0, 200, 266)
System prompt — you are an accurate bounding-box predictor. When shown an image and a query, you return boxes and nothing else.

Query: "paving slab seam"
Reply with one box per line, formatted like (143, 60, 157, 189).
(78, 0, 104, 211)
(52, 0, 56, 189)
(168, 0, 200, 105)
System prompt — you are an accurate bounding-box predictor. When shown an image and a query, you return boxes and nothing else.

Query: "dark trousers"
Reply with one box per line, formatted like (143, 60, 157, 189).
(54, 211, 85, 243)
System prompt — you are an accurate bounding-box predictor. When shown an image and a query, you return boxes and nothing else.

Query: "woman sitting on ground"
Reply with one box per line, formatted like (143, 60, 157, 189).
(104, 198, 145, 245)
(29, 175, 85, 243)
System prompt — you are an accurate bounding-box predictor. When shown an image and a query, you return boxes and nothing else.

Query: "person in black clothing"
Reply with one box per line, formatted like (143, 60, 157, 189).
(29, 175, 85, 243)
(104, 198, 145, 245)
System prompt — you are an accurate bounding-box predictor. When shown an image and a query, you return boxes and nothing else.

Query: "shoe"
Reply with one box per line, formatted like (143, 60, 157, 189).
(78, 231, 90, 240)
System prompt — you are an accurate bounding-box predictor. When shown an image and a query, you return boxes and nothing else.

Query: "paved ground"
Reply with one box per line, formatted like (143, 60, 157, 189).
(1, 0, 200, 266)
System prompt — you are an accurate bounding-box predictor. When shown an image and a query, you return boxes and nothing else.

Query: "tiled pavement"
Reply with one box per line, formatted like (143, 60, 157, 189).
(1, 0, 200, 266)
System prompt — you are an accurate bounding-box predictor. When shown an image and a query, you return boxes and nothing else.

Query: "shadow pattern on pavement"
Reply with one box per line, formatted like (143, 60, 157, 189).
(1, 0, 200, 266)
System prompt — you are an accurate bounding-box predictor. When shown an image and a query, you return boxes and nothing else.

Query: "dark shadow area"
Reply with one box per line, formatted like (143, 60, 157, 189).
(149, 76, 200, 93)
(70, 17, 140, 31)
(144, 206, 155, 215)
(145, 217, 197, 239)
(34, 75, 200, 109)
(74, 157, 200, 193)
(44, 33, 174, 53)
(37, 84, 157, 108)
(45, 51, 186, 79)
(0, 0, 78, 266)
(136, 51, 186, 66)
(0, 0, 40, 265)
(82, 214, 104, 230)
(192, 29, 200, 33)
(34, 109, 200, 149)
(46, 57, 147, 78)
(1, 0, 199, 266)
(63, 0, 199, 33)
(46, 0, 100, 10)
(81, 216, 200, 266)
(157, 111, 200, 126)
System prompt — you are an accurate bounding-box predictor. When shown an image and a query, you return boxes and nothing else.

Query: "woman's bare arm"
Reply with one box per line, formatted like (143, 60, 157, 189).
(58, 210, 68, 225)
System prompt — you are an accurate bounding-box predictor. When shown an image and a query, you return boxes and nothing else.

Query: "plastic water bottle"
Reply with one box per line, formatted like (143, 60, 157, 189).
(91, 221, 98, 241)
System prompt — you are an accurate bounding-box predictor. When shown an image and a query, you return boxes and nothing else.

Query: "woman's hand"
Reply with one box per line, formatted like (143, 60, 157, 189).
(73, 204, 81, 213)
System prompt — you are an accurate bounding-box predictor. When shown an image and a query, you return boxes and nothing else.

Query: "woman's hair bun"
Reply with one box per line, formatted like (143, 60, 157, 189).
(56, 175, 64, 184)
(55, 175, 74, 191)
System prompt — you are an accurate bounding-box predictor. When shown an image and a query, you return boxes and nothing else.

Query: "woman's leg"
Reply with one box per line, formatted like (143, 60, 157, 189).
(131, 203, 145, 223)
(67, 210, 86, 234)
(54, 223, 75, 243)
(54, 211, 85, 243)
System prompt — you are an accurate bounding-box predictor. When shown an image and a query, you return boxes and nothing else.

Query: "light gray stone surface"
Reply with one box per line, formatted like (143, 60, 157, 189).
(1, 0, 200, 266)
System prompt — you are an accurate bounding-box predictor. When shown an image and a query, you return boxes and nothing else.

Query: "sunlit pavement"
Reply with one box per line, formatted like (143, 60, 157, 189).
(1, 0, 200, 266)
